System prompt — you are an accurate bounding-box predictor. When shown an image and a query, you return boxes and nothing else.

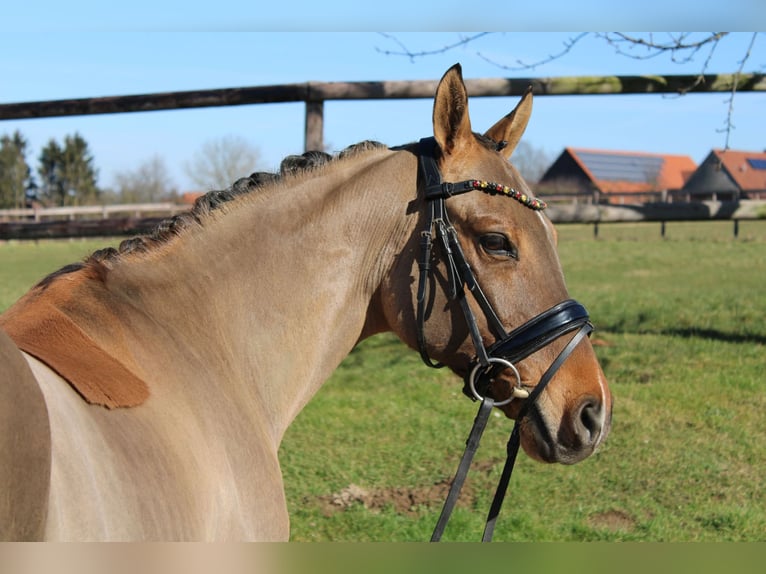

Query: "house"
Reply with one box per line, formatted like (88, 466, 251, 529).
(537, 147, 697, 204)
(181, 192, 205, 206)
(681, 149, 766, 201)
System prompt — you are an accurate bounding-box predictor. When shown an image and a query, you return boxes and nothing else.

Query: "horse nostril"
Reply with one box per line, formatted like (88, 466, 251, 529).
(576, 400, 602, 445)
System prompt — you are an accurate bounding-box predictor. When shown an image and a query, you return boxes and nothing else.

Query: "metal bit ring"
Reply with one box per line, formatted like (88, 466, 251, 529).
(468, 358, 528, 407)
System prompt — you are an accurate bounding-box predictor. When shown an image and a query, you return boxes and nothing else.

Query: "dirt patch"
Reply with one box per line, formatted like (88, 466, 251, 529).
(587, 509, 636, 532)
(317, 481, 455, 517)
(315, 459, 502, 517)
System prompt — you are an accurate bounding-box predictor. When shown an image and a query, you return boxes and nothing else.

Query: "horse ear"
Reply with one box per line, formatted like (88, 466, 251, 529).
(432, 64, 473, 155)
(484, 86, 533, 159)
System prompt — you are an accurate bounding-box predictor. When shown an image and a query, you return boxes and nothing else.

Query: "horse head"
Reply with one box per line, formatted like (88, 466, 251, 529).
(382, 64, 612, 465)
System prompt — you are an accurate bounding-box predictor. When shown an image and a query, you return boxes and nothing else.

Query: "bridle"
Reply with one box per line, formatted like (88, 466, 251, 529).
(415, 137, 594, 541)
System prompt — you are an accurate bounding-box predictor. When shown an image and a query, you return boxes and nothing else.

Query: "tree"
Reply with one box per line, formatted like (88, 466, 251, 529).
(61, 133, 99, 206)
(183, 135, 261, 191)
(38, 139, 65, 206)
(38, 133, 99, 206)
(113, 155, 177, 203)
(0, 131, 32, 209)
(511, 141, 554, 184)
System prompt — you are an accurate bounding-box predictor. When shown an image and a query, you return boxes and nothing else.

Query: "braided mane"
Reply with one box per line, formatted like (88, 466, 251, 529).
(35, 141, 388, 288)
(35, 133, 534, 289)
(101, 141, 387, 262)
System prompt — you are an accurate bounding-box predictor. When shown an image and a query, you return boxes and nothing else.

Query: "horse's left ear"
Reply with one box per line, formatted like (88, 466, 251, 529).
(484, 86, 533, 159)
(432, 63, 473, 155)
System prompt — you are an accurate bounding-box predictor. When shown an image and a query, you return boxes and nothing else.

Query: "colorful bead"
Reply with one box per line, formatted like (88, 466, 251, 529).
(467, 179, 546, 210)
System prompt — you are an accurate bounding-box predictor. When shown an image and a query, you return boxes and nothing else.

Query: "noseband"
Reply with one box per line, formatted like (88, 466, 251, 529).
(415, 137, 593, 541)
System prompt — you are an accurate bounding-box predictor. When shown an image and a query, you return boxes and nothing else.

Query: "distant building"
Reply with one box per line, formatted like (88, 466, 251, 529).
(181, 192, 205, 206)
(681, 149, 766, 201)
(537, 147, 697, 204)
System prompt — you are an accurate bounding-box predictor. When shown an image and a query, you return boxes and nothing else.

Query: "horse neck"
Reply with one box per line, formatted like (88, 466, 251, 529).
(108, 148, 417, 441)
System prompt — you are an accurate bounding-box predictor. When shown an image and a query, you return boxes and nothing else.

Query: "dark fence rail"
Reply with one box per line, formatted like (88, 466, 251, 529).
(2, 73, 764, 151)
(0, 217, 168, 241)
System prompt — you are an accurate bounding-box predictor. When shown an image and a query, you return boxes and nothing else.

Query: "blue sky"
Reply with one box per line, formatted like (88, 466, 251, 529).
(1, 24, 764, 191)
(2, 1, 764, 31)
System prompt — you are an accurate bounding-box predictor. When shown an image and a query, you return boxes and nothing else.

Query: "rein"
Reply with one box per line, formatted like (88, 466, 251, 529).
(415, 137, 593, 541)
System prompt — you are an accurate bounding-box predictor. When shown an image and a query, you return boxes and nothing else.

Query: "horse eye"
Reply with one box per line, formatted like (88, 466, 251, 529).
(479, 233, 518, 259)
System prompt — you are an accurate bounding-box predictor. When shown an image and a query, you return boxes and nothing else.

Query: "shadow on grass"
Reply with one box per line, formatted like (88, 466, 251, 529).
(662, 327, 766, 345)
(602, 325, 766, 346)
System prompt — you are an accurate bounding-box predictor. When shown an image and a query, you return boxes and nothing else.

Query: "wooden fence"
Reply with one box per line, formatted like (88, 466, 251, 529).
(1, 73, 763, 151)
(1, 72, 764, 239)
(0, 204, 183, 240)
(0, 203, 182, 222)
(2, 200, 764, 241)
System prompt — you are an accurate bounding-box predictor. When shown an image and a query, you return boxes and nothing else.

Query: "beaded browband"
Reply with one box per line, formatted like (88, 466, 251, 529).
(417, 136, 547, 211)
(422, 174, 547, 211)
(461, 180, 546, 211)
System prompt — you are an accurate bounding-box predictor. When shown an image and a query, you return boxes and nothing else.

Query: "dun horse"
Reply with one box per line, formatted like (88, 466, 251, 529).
(0, 65, 612, 541)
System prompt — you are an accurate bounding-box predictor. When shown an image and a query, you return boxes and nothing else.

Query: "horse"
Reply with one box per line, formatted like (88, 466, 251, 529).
(0, 64, 612, 541)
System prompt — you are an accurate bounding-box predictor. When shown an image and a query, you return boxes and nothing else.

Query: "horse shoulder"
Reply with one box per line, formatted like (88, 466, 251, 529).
(0, 274, 149, 409)
(0, 328, 51, 540)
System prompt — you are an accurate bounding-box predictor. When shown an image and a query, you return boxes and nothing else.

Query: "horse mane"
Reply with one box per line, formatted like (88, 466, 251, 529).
(35, 141, 389, 289)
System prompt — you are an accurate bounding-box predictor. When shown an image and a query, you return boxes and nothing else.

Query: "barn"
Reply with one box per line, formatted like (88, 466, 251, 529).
(537, 147, 697, 204)
(680, 149, 766, 201)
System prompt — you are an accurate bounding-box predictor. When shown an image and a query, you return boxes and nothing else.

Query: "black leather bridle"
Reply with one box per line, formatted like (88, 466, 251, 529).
(415, 137, 594, 541)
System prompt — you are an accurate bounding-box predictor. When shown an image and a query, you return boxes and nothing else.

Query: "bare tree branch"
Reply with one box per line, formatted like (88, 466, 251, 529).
(596, 32, 731, 95)
(718, 32, 759, 150)
(183, 135, 262, 191)
(375, 33, 492, 62)
(597, 32, 730, 64)
(377, 32, 763, 152)
(477, 33, 589, 71)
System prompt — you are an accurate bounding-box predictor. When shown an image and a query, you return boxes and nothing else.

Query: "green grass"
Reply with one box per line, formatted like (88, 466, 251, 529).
(1, 220, 765, 541)
(281, 220, 766, 542)
(0, 238, 118, 307)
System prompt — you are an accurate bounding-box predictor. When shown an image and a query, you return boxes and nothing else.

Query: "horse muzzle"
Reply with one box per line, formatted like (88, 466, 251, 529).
(520, 390, 612, 464)
(463, 299, 611, 464)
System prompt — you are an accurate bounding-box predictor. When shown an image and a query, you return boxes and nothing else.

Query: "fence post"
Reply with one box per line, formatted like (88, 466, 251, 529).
(305, 101, 324, 152)
(733, 219, 740, 238)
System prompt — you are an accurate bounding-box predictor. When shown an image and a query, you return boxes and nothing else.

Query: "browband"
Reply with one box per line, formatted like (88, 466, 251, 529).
(418, 137, 547, 209)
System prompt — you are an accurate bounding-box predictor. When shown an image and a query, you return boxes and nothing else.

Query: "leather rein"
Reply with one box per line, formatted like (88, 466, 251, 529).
(415, 137, 593, 541)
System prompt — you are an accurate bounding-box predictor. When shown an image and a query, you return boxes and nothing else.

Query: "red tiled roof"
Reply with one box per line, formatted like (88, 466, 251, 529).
(568, 147, 697, 194)
(181, 192, 204, 205)
(712, 149, 766, 191)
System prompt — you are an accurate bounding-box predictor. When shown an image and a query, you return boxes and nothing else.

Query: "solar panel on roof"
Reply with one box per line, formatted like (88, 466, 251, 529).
(746, 158, 766, 170)
(576, 151, 664, 183)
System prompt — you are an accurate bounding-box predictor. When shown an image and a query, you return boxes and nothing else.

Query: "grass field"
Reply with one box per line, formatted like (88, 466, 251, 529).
(1, 219, 765, 541)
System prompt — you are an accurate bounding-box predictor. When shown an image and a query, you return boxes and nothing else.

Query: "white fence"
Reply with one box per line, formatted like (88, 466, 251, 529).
(0, 203, 183, 222)
(1, 200, 765, 241)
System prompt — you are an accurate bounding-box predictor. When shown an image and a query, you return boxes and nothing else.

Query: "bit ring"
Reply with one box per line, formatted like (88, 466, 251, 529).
(468, 358, 528, 407)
